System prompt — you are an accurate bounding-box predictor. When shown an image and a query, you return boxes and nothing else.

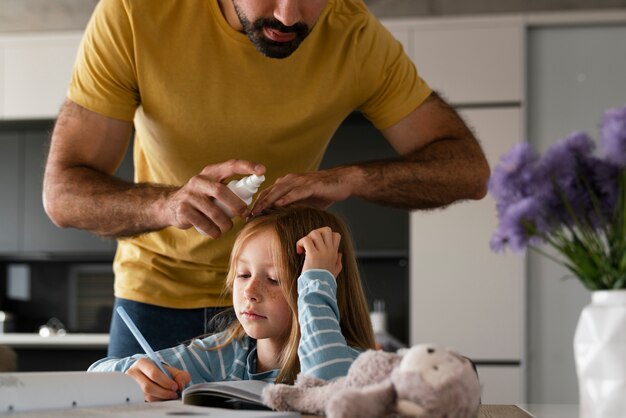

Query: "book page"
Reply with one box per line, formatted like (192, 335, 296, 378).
(183, 380, 271, 408)
(184, 380, 268, 402)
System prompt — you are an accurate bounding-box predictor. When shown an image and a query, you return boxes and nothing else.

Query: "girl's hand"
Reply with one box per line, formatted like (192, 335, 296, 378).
(127, 357, 191, 402)
(296, 227, 342, 278)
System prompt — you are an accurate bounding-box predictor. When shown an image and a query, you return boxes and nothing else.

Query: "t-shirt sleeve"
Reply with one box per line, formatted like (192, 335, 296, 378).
(355, 14, 432, 130)
(68, 0, 139, 121)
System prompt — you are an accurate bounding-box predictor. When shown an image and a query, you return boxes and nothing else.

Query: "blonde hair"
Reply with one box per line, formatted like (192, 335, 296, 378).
(216, 205, 375, 383)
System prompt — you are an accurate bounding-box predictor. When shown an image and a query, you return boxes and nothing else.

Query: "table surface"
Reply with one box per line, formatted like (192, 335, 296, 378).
(477, 404, 578, 418)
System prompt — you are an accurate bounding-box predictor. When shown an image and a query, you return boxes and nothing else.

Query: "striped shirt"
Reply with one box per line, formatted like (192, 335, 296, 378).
(88, 269, 361, 383)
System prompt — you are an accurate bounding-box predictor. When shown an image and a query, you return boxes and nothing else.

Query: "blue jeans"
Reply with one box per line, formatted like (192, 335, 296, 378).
(107, 298, 231, 358)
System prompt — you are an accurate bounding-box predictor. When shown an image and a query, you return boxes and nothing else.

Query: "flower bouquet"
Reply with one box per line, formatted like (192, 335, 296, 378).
(489, 104, 626, 290)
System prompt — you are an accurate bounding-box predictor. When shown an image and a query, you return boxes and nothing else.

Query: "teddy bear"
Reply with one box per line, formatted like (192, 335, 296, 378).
(262, 344, 481, 418)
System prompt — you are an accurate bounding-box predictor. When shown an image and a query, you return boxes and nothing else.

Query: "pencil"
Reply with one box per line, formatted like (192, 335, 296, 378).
(116, 306, 181, 396)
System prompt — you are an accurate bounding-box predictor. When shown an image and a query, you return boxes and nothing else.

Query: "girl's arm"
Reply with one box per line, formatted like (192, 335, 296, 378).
(295, 227, 360, 380)
(88, 336, 229, 400)
(297, 269, 361, 380)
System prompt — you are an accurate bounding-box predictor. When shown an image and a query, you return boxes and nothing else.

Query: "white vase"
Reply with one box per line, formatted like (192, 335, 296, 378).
(574, 290, 626, 418)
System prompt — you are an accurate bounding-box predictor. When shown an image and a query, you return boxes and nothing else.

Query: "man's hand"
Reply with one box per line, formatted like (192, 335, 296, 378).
(164, 159, 265, 238)
(127, 358, 191, 402)
(251, 166, 356, 215)
(296, 227, 342, 278)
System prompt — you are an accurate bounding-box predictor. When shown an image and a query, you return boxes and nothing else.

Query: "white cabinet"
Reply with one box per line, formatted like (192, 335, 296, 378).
(410, 17, 523, 105)
(0, 31, 136, 254)
(392, 14, 527, 404)
(0, 45, 4, 116)
(476, 366, 524, 405)
(382, 20, 411, 53)
(409, 108, 525, 403)
(0, 32, 82, 119)
(410, 108, 524, 360)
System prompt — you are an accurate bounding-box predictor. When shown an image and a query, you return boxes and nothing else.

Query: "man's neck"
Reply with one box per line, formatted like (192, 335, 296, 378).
(217, 0, 244, 32)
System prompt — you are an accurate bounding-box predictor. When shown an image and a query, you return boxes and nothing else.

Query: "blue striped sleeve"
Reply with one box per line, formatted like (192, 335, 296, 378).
(297, 269, 360, 380)
(88, 332, 244, 384)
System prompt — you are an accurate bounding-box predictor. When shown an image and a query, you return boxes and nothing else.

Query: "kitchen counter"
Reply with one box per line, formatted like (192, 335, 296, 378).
(0, 333, 108, 349)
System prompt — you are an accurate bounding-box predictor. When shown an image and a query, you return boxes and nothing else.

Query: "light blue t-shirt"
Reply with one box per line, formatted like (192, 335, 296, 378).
(89, 270, 361, 382)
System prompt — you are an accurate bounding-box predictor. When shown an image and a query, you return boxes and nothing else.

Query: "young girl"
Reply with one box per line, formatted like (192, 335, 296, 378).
(89, 205, 375, 401)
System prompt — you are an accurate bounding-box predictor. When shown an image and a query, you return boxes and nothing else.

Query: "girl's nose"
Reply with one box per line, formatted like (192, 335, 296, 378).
(244, 277, 262, 301)
(274, 0, 301, 28)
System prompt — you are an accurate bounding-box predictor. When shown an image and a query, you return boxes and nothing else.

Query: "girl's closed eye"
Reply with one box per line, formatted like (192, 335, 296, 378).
(267, 276, 280, 285)
(237, 272, 251, 279)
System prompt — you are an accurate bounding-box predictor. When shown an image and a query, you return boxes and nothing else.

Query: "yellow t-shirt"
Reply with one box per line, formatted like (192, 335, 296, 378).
(68, 0, 432, 308)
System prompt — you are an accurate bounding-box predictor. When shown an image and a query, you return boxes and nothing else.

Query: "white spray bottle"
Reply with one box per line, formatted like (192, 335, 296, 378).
(214, 174, 265, 218)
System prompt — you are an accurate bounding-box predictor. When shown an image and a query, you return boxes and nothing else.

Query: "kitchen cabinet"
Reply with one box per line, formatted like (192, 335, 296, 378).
(321, 113, 410, 343)
(393, 13, 526, 403)
(405, 10, 626, 405)
(382, 21, 411, 52)
(0, 31, 121, 254)
(0, 132, 21, 251)
(0, 127, 133, 254)
(22, 131, 115, 253)
(0, 32, 82, 120)
(410, 107, 525, 403)
(409, 16, 523, 106)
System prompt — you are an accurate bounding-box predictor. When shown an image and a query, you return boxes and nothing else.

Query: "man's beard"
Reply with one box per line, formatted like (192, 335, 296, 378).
(233, 4, 310, 59)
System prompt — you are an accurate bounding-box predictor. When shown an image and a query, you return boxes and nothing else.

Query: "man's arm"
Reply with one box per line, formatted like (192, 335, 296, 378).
(43, 100, 265, 238)
(252, 91, 490, 213)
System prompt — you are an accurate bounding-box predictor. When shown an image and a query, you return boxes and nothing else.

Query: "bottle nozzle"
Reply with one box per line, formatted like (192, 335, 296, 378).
(243, 174, 265, 188)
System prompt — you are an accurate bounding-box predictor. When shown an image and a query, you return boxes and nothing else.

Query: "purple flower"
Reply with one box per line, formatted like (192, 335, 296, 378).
(491, 105, 626, 289)
(536, 131, 594, 180)
(600, 104, 626, 167)
(592, 161, 620, 213)
(490, 197, 549, 253)
(488, 143, 539, 217)
(525, 132, 595, 227)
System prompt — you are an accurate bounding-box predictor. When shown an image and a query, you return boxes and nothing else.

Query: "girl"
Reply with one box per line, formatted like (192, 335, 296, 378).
(89, 205, 375, 401)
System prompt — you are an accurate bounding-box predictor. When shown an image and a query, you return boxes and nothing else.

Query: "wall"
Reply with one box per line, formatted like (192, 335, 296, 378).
(1, 0, 626, 32)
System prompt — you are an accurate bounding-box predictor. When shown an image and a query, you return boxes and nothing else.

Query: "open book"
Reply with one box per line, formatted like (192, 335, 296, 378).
(182, 380, 272, 410)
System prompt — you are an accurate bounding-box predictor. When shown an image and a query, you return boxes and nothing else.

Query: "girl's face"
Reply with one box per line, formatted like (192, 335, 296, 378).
(232, 228, 292, 342)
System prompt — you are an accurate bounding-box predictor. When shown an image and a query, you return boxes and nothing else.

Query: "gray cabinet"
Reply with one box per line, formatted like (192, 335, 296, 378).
(22, 131, 114, 253)
(321, 113, 410, 344)
(0, 132, 21, 251)
(0, 127, 134, 254)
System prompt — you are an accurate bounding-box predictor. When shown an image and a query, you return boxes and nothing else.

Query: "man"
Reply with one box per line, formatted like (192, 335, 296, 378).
(43, 0, 490, 357)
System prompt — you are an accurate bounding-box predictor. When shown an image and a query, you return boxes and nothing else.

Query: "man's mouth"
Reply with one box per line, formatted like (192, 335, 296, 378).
(263, 27, 297, 43)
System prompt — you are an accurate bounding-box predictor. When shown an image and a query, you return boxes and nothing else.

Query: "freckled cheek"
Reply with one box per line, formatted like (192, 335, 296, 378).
(267, 288, 283, 300)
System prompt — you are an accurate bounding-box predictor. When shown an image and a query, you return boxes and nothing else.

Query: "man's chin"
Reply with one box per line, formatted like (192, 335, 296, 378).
(256, 42, 300, 59)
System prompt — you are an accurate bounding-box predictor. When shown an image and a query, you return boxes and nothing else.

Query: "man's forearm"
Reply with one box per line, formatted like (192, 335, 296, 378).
(43, 166, 175, 238)
(349, 135, 490, 210)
